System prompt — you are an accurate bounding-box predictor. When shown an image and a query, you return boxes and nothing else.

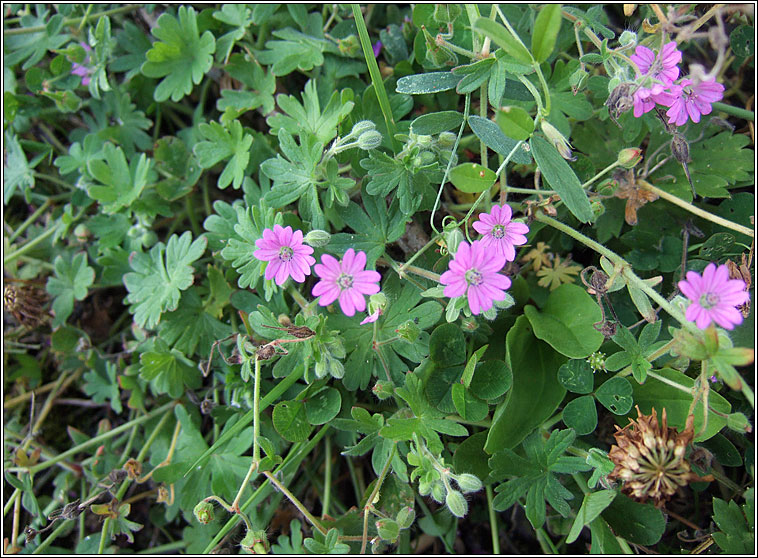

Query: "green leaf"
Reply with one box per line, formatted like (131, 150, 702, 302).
(453, 58, 496, 94)
(531, 5, 563, 63)
(140, 6, 215, 102)
(217, 53, 276, 117)
(630, 367, 731, 442)
(257, 28, 332, 76)
(360, 150, 430, 216)
(566, 489, 617, 544)
(496, 106, 534, 141)
(472, 18, 532, 65)
(82, 360, 122, 414)
(530, 135, 594, 223)
(594, 377, 633, 415)
(602, 494, 665, 546)
(194, 120, 253, 189)
(46, 252, 95, 327)
(589, 516, 624, 554)
(451, 383, 489, 422)
(4, 11, 69, 70)
(86, 143, 152, 214)
(452, 432, 491, 481)
(449, 162, 497, 193)
(267, 79, 354, 144)
(469, 360, 512, 401)
(562, 395, 597, 435)
(153, 136, 202, 201)
(712, 494, 754, 554)
(557, 359, 594, 394)
(410, 111, 464, 136)
(395, 72, 461, 94)
(467, 115, 532, 164)
(429, 323, 466, 366)
(273, 400, 313, 442)
(124, 232, 207, 329)
(730, 25, 755, 58)
(304, 387, 342, 425)
(485, 316, 566, 452)
(158, 288, 233, 358)
(524, 284, 604, 359)
(3, 132, 38, 203)
(140, 344, 200, 399)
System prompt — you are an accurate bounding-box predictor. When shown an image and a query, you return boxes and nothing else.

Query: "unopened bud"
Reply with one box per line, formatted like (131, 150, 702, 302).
(430, 482, 446, 503)
(396, 319, 421, 343)
(617, 147, 642, 168)
(193, 500, 214, 524)
(437, 131, 457, 149)
(240, 529, 269, 554)
(372, 380, 395, 400)
(445, 490, 468, 517)
(726, 412, 752, 433)
(74, 224, 90, 243)
(304, 229, 331, 247)
(358, 130, 383, 150)
(350, 120, 376, 136)
(619, 30, 637, 47)
(671, 134, 690, 164)
(570, 66, 589, 94)
(540, 121, 575, 161)
(455, 473, 483, 493)
(589, 199, 606, 221)
(396, 506, 415, 529)
(443, 227, 464, 254)
(338, 35, 360, 57)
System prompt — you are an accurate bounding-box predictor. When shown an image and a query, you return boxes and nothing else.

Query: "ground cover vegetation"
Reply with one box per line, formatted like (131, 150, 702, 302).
(2, 3, 755, 554)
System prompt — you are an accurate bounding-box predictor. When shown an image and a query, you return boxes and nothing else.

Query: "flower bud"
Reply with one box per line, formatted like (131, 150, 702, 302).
(589, 199, 606, 221)
(726, 412, 752, 433)
(193, 500, 214, 524)
(367, 292, 387, 315)
(395, 506, 415, 529)
(436, 131, 457, 149)
(304, 229, 331, 247)
(240, 529, 269, 554)
(358, 130, 383, 150)
(74, 224, 90, 243)
(619, 30, 638, 47)
(455, 473, 483, 493)
(617, 147, 643, 169)
(337, 35, 360, 57)
(540, 121, 575, 161)
(443, 226, 464, 254)
(445, 490, 468, 517)
(372, 380, 395, 400)
(415, 134, 433, 148)
(430, 481, 446, 503)
(570, 66, 589, 95)
(396, 319, 421, 343)
(586, 352, 607, 372)
(350, 120, 377, 136)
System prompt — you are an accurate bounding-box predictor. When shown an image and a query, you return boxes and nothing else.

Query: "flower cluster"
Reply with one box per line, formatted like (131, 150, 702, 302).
(441, 204, 528, 316)
(678, 262, 750, 330)
(629, 41, 724, 126)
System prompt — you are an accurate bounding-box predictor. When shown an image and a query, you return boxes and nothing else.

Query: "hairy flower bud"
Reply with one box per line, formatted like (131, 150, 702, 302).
(193, 500, 214, 524)
(372, 380, 395, 400)
(436, 131, 457, 149)
(358, 130, 383, 150)
(443, 226, 464, 255)
(455, 473, 483, 493)
(540, 120, 575, 161)
(337, 35, 360, 57)
(430, 481, 446, 503)
(350, 120, 377, 137)
(396, 318, 421, 343)
(617, 147, 643, 169)
(618, 30, 638, 47)
(395, 506, 415, 529)
(445, 490, 468, 517)
(304, 229, 331, 247)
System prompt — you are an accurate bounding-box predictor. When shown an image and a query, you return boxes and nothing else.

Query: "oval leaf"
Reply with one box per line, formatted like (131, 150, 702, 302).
(530, 135, 594, 223)
(531, 5, 563, 63)
(395, 72, 460, 94)
(595, 377, 633, 415)
(473, 18, 533, 65)
(450, 162, 497, 193)
(468, 115, 532, 164)
(496, 106, 534, 141)
(470, 360, 512, 400)
(410, 111, 464, 136)
(562, 395, 597, 435)
(304, 387, 342, 425)
(272, 400, 313, 442)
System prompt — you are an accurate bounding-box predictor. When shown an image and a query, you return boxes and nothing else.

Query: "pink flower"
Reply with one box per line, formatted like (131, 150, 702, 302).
(678, 263, 750, 330)
(312, 249, 381, 317)
(71, 43, 93, 86)
(360, 308, 381, 325)
(632, 83, 667, 117)
(659, 78, 725, 126)
(254, 225, 316, 286)
(472, 204, 529, 262)
(630, 41, 682, 85)
(440, 240, 511, 315)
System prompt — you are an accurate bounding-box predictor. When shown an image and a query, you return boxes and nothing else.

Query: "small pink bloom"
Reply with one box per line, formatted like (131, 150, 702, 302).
(630, 41, 682, 85)
(472, 204, 529, 262)
(632, 83, 667, 117)
(440, 240, 511, 315)
(71, 42, 93, 86)
(659, 78, 725, 126)
(312, 249, 381, 317)
(678, 263, 750, 330)
(254, 224, 316, 286)
(373, 41, 382, 58)
(360, 307, 381, 325)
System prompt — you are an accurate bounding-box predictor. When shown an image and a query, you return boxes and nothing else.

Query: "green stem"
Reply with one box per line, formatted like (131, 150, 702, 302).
(465, 5, 482, 54)
(4, 5, 141, 35)
(8, 402, 176, 475)
(712, 101, 754, 121)
(4, 227, 57, 265)
(486, 485, 500, 554)
(645, 370, 693, 394)
(252, 357, 261, 467)
(398, 232, 443, 272)
(534, 65, 551, 116)
(264, 470, 327, 534)
(185, 195, 201, 238)
(322, 437, 332, 518)
(351, 4, 400, 153)
(638, 179, 754, 238)
(437, 36, 476, 59)
(8, 200, 52, 243)
(361, 443, 397, 554)
(3, 489, 20, 517)
(136, 540, 188, 554)
(582, 161, 620, 190)
(517, 74, 544, 114)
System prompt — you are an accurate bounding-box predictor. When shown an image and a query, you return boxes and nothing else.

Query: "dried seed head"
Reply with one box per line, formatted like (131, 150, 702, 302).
(109, 468, 128, 484)
(606, 83, 635, 127)
(256, 344, 277, 360)
(607, 406, 713, 507)
(123, 458, 142, 480)
(671, 134, 690, 164)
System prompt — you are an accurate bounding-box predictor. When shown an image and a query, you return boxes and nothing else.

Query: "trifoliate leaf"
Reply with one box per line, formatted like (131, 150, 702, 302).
(141, 6, 216, 102)
(124, 232, 207, 329)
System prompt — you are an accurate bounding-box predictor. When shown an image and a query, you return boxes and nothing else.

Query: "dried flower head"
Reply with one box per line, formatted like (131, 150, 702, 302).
(613, 170, 658, 226)
(608, 406, 713, 507)
(4, 282, 49, 328)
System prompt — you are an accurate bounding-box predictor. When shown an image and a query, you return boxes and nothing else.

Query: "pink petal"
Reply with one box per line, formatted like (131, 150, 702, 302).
(314, 283, 340, 306)
(342, 248, 356, 272)
(472, 221, 490, 235)
(338, 291, 357, 316)
(274, 262, 290, 285)
(265, 260, 280, 281)
(468, 287, 482, 315)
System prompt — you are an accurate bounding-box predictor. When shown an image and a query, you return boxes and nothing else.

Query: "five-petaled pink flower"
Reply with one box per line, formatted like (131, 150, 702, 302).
(312, 249, 381, 317)
(658, 78, 725, 126)
(440, 240, 511, 315)
(472, 204, 530, 262)
(678, 263, 750, 330)
(630, 42, 682, 84)
(254, 225, 316, 286)
(71, 43, 93, 86)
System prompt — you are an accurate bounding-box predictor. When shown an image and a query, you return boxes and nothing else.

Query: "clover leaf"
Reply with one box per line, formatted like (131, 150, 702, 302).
(194, 120, 253, 190)
(123, 231, 207, 329)
(141, 6, 215, 102)
(46, 252, 95, 327)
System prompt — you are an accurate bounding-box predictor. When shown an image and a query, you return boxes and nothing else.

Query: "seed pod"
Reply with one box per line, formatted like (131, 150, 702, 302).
(445, 490, 468, 518)
(256, 344, 276, 360)
(193, 500, 215, 524)
(671, 134, 696, 197)
(455, 473, 483, 493)
(605, 83, 635, 127)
